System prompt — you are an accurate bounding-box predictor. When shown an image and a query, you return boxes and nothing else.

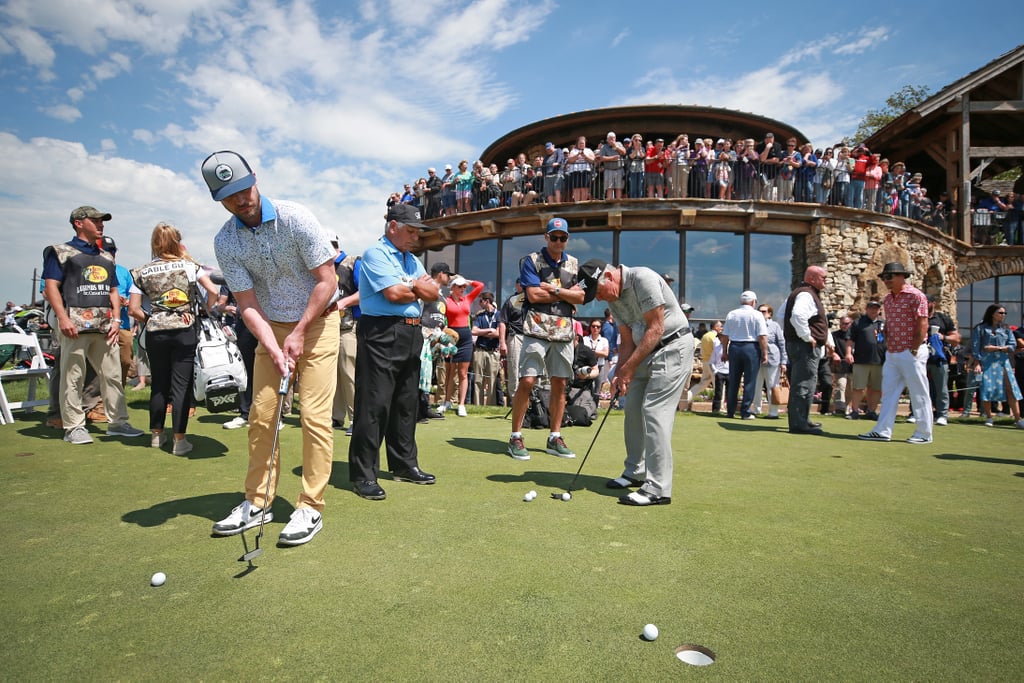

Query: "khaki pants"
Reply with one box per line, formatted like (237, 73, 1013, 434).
(332, 324, 357, 427)
(245, 313, 339, 512)
(118, 328, 133, 384)
(472, 348, 500, 405)
(59, 329, 128, 429)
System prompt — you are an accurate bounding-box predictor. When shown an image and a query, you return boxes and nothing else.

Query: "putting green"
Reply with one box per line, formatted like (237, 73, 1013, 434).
(2, 402, 1022, 680)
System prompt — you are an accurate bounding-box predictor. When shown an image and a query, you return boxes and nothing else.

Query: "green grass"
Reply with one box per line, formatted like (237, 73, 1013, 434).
(2, 395, 1022, 681)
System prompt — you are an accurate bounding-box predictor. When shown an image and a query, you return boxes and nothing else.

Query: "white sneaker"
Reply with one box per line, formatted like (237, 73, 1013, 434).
(64, 426, 93, 445)
(441, 401, 453, 412)
(457, 405, 467, 417)
(172, 439, 193, 456)
(151, 432, 166, 448)
(906, 415, 917, 424)
(108, 422, 144, 437)
(1016, 419, 1024, 430)
(278, 508, 322, 546)
(212, 500, 271, 536)
(985, 417, 994, 427)
(222, 416, 249, 430)
(935, 416, 948, 426)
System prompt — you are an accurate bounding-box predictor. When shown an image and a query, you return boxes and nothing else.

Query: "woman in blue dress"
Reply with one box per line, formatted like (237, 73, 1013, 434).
(970, 303, 1024, 428)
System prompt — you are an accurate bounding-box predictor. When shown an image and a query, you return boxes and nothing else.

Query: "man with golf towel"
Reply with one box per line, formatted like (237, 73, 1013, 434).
(202, 150, 340, 546)
(578, 259, 695, 506)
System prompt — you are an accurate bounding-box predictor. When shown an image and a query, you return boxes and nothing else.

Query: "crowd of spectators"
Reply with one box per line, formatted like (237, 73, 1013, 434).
(382, 131, 998, 235)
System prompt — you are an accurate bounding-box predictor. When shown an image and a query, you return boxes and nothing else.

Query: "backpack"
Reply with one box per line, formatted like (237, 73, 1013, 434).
(522, 386, 550, 429)
(193, 316, 248, 412)
(563, 387, 596, 427)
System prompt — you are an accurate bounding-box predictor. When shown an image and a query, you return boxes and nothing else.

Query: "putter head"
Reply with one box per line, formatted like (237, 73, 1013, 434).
(239, 547, 263, 562)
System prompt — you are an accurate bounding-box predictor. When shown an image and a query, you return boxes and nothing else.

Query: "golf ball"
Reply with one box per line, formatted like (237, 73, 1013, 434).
(528, 490, 537, 498)
(523, 492, 535, 501)
(151, 572, 166, 587)
(642, 623, 659, 641)
(561, 492, 571, 501)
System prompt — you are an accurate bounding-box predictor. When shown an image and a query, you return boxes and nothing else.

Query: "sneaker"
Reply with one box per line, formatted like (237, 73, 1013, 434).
(457, 405, 467, 417)
(278, 508, 323, 546)
(935, 416, 948, 426)
(223, 416, 249, 430)
(441, 400, 453, 412)
(742, 414, 756, 420)
(906, 415, 917, 424)
(984, 417, 994, 427)
(507, 435, 530, 461)
(151, 432, 166, 449)
(63, 426, 93, 445)
(863, 410, 879, 421)
(212, 500, 271, 536)
(1016, 419, 1024, 430)
(905, 435, 932, 444)
(108, 422, 144, 437)
(546, 435, 576, 458)
(845, 411, 860, 420)
(345, 426, 353, 436)
(172, 439, 193, 456)
(858, 431, 891, 442)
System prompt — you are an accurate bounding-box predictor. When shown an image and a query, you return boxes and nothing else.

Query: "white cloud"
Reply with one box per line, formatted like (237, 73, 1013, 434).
(91, 52, 132, 81)
(41, 103, 81, 122)
(611, 29, 630, 49)
(833, 27, 889, 56)
(100, 138, 117, 153)
(1, 24, 55, 78)
(132, 129, 156, 145)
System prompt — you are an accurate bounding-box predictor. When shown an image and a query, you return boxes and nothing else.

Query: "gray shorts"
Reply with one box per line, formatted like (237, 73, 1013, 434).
(604, 168, 624, 190)
(519, 336, 573, 379)
(645, 172, 665, 187)
(544, 174, 563, 196)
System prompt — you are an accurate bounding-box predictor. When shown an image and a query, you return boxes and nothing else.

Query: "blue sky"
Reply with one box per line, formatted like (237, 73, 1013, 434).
(1, 0, 1020, 304)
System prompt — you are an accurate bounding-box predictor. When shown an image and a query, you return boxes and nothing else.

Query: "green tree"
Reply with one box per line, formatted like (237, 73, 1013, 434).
(853, 84, 932, 143)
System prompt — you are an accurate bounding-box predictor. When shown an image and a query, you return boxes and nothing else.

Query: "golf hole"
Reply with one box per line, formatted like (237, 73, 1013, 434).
(675, 644, 716, 666)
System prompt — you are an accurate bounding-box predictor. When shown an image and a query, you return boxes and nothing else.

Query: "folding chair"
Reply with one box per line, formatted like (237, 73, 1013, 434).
(0, 332, 51, 425)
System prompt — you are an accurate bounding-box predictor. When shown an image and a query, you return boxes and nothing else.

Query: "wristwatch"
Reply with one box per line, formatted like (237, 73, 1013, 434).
(553, 286, 561, 297)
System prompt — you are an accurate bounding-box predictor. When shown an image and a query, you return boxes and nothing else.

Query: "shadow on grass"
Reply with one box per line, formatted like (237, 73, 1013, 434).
(935, 453, 1024, 467)
(487, 471, 620, 497)
(449, 436, 514, 455)
(122, 492, 295, 528)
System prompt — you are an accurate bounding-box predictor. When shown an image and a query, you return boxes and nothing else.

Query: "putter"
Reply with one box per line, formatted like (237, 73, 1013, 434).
(239, 373, 291, 567)
(551, 389, 620, 498)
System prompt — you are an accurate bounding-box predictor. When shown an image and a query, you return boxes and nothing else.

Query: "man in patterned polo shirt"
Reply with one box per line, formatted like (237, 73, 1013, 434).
(859, 262, 933, 444)
(203, 150, 340, 546)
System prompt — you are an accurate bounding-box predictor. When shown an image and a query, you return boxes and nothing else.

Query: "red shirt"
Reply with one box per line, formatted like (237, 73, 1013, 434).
(644, 147, 667, 173)
(882, 284, 928, 353)
(444, 280, 484, 328)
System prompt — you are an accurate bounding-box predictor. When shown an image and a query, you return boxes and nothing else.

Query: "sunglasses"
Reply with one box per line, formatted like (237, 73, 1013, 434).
(996, 310, 1006, 315)
(879, 274, 896, 280)
(548, 234, 568, 242)
(590, 323, 601, 328)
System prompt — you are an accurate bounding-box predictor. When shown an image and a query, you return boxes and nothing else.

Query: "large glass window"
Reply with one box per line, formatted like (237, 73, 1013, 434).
(620, 230, 679, 299)
(749, 234, 795, 312)
(684, 232, 744, 322)
(957, 274, 1024, 332)
(457, 240, 498, 295)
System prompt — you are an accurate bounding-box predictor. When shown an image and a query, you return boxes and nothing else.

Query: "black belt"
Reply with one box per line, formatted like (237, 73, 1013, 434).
(731, 340, 757, 344)
(475, 345, 498, 352)
(370, 316, 421, 326)
(655, 327, 692, 350)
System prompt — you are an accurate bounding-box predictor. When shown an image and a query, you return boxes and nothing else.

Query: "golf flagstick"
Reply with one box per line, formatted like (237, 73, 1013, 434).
(551, 389, 620, 498)
(239, 373, 291, 567)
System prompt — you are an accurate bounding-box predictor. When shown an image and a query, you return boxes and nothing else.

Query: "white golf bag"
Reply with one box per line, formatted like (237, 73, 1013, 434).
(194, 316, 247, 413)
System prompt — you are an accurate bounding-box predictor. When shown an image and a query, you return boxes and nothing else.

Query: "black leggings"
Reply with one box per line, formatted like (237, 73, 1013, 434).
(146, 327, 198, 433)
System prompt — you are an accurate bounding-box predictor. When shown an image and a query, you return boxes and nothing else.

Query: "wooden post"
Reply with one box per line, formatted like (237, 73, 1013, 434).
(959, 93, 971, 245)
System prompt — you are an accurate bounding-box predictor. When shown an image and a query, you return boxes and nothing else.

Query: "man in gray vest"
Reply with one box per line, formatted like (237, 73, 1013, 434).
(782, 265, 831, 435)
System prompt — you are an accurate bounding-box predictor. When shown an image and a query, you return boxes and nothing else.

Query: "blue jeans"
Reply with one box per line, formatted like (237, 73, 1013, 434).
(848, 180, 865, 208)
(726, 341, 760, 418)
(627, 172, 644, 198)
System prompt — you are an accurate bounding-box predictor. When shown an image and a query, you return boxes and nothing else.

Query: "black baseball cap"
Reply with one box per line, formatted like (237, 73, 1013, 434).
(430, 262, 453, 277)
(387, 203, 428, 229)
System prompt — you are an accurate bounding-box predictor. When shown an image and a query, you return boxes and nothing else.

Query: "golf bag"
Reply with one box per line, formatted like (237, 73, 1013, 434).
(194, 316, 247, 413)
(523, 386, 550, 429)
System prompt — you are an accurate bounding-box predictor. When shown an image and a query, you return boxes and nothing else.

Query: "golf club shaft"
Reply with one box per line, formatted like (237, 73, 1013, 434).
(253, 373, 291, 548)
(568, 389, 620, 491)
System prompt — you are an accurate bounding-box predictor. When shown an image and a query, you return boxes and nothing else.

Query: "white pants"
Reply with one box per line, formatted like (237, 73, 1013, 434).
(872, 347, 933, 440)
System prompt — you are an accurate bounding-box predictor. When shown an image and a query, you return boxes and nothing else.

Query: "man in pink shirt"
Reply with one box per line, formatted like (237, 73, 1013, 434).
(859, 262, 933, 444)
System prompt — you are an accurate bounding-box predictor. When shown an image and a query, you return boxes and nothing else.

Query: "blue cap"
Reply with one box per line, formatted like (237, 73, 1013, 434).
(202, 150, 256, 201)
(546, 217, 569, 234)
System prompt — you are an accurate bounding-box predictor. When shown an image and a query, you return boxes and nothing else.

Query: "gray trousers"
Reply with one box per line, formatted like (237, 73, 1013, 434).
(786, 339, 818, 431)
(621, 335, 694, 498)
(926, 362, 949, 418)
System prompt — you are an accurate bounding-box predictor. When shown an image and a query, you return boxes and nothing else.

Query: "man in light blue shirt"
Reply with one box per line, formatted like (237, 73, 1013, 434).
(348, 204, 440, 501)
(720, 290, 768, 419)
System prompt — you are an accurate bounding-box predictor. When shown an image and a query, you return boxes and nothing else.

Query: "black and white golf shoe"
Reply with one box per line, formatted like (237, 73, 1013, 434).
(212, 500, 271, 536)
(278, 508, 322, 546)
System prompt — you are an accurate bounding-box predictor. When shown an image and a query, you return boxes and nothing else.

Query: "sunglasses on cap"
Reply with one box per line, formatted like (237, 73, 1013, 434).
(548, 233, 568, 242)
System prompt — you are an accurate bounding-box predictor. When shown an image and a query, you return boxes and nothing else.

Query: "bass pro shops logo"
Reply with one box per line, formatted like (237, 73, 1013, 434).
(82, 265, 109, 283)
